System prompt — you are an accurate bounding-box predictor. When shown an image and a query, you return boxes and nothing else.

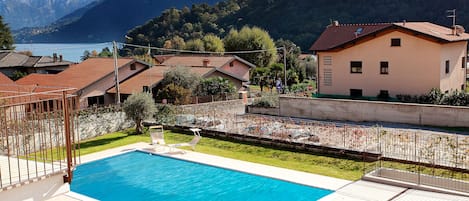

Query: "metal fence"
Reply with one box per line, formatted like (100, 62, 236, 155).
(0, 86, 79, 190)
(171, 105, 469, 193)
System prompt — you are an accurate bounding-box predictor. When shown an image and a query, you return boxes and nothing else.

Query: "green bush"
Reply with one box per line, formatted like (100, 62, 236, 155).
(396, 88, 469, 106)
(252, 94, 279, 107)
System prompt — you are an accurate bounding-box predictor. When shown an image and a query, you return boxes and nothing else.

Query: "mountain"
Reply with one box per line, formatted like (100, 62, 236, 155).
(125, 0, 469, 51)
(14, 0, 222, 43)
(0, 0, 96, 30)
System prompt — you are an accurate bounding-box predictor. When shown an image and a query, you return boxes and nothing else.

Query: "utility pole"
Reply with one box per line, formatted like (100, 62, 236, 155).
(283, 45, 287, 94)
(113, 41, 121, 104)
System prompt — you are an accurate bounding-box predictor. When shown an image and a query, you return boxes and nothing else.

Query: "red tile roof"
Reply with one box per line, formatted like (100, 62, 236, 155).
(162, 55, 255, 68)
(0, 72, 14, 84)
(108, 66, 170, 94)
(16, 58, 135, 93)
(108, 65, 215, 94)
(310, 22, 469, 51)
(310, 23, 392, 51)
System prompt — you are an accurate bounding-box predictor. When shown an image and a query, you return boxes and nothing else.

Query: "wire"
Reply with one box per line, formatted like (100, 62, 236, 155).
(118, 42, 283, 54)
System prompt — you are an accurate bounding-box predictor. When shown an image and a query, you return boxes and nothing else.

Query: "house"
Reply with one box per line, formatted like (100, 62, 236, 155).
(0, 51, 74, 78)
(160, 55, 254, 90)
(16, 58, 150, 108)
(310, 21, 469, 98)
(109, 55, 254, 97)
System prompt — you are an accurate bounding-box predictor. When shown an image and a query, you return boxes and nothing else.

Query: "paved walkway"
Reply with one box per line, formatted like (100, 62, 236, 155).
(50, 142, 469, 201)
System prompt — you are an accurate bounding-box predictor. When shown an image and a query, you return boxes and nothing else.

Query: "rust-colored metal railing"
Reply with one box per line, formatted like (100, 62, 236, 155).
(0, 85, 79, 190)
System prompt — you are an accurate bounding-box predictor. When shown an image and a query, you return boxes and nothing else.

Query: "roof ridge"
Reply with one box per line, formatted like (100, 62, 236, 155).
(338, 22, 392, 26)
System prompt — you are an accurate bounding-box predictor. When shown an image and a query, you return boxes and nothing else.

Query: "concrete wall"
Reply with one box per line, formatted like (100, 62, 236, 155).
(279, 96, 469, 127)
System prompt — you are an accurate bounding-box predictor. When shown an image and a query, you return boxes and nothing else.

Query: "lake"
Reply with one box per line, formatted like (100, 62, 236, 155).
(15, 43, 113, 62)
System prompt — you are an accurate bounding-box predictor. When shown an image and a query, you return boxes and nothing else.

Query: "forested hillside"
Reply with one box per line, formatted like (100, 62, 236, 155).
(127, 0, 469, 51)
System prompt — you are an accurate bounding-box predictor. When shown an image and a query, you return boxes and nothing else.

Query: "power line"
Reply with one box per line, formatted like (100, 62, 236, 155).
(118, 42, 282, 54)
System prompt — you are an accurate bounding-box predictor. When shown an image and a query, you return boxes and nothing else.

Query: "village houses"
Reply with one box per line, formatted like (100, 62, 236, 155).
(310, 21, 469, 98)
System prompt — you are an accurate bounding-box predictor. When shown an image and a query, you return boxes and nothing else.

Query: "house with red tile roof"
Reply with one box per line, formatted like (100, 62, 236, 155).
(109, 55, 254, 97)
(310, 21, 469, 98)
(16, 58, 149, 107)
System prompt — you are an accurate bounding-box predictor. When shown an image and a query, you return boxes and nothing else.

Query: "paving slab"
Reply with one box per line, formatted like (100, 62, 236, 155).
(393, 189, 469, 201)
(319, 180, 407, 201)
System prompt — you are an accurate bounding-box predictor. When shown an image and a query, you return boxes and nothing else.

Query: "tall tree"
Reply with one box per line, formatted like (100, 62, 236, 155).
(203, 34, 224, 52)
(0, 16, 14, 50)
(224, 26, 277, 68)
(276, 39, 303, 81)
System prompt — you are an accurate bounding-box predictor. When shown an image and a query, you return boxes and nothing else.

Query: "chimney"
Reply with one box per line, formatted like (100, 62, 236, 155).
(333, 20, 339, 26)
(59, 55, 63, 62)
(203, 59, 210, 67)
(53, 53, 57, 62)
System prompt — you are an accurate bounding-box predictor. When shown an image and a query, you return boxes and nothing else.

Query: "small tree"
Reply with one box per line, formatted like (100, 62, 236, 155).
(122, 92, 157, 134)
(195, 77, 236, 96)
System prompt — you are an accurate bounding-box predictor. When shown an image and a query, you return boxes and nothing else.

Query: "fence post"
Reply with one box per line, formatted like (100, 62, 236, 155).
(377, 126, 381, 153)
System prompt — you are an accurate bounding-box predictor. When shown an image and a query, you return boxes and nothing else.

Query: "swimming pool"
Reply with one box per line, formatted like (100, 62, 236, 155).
(71, 151, 333, 201)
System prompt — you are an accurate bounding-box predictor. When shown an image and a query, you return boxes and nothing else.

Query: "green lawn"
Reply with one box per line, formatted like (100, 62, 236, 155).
(32, 129, 365, 180)
(29, 128, 467, 182)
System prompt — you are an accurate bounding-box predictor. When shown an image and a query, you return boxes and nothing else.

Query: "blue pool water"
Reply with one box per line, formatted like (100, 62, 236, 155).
(71, 151, 333, 201)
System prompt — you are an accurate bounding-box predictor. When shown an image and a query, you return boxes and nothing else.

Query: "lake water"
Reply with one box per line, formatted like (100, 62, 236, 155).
(15, 43, 113, 62)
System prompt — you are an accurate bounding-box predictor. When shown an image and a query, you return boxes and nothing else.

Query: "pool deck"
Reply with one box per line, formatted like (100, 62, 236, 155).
(50, 142, 469, 201)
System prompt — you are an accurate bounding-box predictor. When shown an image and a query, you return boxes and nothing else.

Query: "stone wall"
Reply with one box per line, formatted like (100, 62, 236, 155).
(278, 97, 469, 127)
(77, 111, 133, 140)
(179, 99, 247, 115)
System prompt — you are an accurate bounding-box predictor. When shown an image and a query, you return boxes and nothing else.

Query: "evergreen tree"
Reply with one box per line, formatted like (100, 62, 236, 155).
(0, 16, 14, 50)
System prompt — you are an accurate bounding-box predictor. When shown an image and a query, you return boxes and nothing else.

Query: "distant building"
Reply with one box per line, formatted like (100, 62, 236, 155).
(109, 55, 255, 97)
(310, 21, 469, 98)
(0, 51, 74, 78)
(16, 58, 150, 108)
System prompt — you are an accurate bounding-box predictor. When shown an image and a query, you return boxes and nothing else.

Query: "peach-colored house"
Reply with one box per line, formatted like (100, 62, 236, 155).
(310, 21, 469, 98)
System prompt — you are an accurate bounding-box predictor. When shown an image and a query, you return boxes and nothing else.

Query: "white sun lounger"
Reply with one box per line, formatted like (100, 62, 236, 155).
(168, 128, 202, 151)
(149, 125, 165, 145)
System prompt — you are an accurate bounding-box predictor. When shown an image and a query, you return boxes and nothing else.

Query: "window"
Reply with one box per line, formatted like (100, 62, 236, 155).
(462, 84, 465, 90)
(350, 89, 363, 97)
(462, 57, 466, 68)
(378, 90, 389, 100)
(143, 86, 150, 92)
(130, 63, 136, 70)
(445, 60, 450, 74)
(88, 96, 105, 106)
(229, 61, 234, 67)
(380, 61, 389, 74)
(323, 56, 332, 65)
(391, 38, 401, 46)
(323, 69, 332, 86)
(350, 61, 362, 73)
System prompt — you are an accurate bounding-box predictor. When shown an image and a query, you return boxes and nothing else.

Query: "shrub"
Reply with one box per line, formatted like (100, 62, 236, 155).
(396, 88, 468, 106)
(252, 94, 279, 107)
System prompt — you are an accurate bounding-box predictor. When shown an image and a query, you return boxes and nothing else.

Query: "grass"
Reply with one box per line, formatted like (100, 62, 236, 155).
(29, 128, 467, 182)
(29, 128, 365, 180)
